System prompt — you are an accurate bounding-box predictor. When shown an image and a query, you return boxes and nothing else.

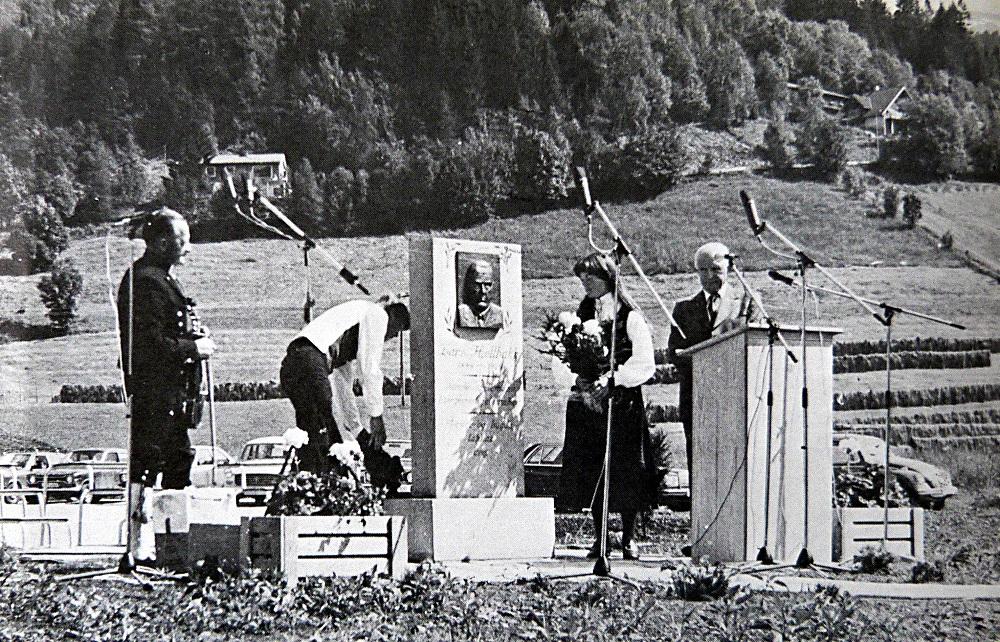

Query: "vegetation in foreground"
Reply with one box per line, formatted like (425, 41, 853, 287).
(3, 552, 999, 642)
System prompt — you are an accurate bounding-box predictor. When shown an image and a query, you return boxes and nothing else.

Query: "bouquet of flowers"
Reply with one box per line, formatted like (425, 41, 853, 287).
(265, 441, 385, 517)
(539, 311, 610, 382)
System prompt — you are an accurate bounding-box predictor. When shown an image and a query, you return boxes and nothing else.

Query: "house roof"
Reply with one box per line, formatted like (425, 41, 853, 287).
(863, 87, 908, 118)
(205, 153, 287, 166)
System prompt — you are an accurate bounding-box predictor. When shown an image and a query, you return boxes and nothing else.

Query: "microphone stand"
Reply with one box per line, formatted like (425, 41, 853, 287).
(726, 256, 798, 565)
(767, 270, 964, 548)
(223, 169, 372, 298)
(572, 168, 648, 577)
(741, 192, 883, 569)
(575, 168, 685, 339)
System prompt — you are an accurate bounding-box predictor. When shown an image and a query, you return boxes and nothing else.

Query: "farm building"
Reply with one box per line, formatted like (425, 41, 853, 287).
(203, 152, 291, 199)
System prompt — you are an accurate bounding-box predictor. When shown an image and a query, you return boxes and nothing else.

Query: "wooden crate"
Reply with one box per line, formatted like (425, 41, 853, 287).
(837, 507, 924, 561)
(240, 515, 407, 583)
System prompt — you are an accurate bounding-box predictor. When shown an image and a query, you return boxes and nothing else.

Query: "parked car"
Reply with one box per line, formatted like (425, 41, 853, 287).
(0, 450, 67, 503)
(22, 448, 128, 503)
(832, 433, 957, 509)
(522, 442, 691, 510)
(221, 437, 292, 505)
(189, 445, 235, 488)
(523, 442, 562, 498)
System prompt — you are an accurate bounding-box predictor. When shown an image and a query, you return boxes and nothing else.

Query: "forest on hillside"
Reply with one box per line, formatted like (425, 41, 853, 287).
(1, 0, 999, 256)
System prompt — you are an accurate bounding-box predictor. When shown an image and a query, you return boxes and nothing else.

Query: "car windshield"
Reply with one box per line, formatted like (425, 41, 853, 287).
(69, 450, 104, 462)
(242, 443, 288, 460)
(0, 453, 30, 467)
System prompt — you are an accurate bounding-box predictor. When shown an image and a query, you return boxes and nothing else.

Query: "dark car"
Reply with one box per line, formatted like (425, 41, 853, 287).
(522, 442, 690, 510)
(23, 448, 127, 503)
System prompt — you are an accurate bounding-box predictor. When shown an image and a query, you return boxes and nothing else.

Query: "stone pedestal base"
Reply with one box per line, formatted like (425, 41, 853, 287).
(384, 497, 554, 562)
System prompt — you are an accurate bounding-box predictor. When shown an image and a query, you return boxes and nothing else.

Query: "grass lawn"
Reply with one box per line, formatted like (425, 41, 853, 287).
(917, 182, 1000, 275)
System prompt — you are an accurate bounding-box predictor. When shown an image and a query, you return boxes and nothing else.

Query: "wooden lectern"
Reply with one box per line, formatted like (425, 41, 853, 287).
(681, 323, 841, 564)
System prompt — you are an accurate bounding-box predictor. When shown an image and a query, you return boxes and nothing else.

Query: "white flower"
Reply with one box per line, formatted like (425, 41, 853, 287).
(581, 319, 602, 336)
(557, 311, 581, 329)
(329, 441, 364, 471)
(282, 428, 310, 449)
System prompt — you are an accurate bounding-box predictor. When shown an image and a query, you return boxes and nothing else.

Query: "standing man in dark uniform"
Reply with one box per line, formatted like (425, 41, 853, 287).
(118, 208, 215, 562)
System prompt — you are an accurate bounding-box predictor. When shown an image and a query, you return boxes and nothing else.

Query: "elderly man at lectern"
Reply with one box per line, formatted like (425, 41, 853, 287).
(667, 242, 757, 493)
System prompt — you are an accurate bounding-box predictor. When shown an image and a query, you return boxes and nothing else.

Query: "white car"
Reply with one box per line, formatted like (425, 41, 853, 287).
(833, 433, 958, 509)
(189, 445, 236, 487)
(221, 437, 293, 505)
(0, 450, 68, 502)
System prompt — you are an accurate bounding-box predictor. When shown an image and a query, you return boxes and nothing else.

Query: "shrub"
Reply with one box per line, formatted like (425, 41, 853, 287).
(938, 230, 953, 250)
(838, 166, 868, 199)
(833, 350, 990, 373)
(37, 259, 83, 334)
(855, 545, 895, 574)
(902, 193, 922, 229)
(4, 196, 68, 273)
(671, 562, 730, 601)
(595, 125, 687, 198)
(511, 126, 572, 204)
(432, 116, 515, 226)
(795, 116, 849, 179)
(646, 403, 681, 423)
(883, 185, 900, 219)
(910, 560, 946, 583)
(833, 383, 1000, 411)
(762, 120, 792, 173)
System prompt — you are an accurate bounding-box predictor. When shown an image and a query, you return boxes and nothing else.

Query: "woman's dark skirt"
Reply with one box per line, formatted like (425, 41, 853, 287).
(557, 385, 658, 514)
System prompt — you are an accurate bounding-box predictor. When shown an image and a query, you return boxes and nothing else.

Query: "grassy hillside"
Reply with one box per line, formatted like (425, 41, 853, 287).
(1, 173, 993, 453)
(917, 182, 1000, 275)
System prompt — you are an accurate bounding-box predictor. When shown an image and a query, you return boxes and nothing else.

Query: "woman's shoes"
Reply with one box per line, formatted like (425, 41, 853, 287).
(588, 539, 640, 560)
(586, 538, 612, 559)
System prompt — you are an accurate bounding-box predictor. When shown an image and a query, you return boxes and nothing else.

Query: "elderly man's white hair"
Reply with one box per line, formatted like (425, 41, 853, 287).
(693, 241, 730, 268)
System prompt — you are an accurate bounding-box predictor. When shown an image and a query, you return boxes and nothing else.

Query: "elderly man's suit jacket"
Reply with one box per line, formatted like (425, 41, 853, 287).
(667, 287, 751, 430)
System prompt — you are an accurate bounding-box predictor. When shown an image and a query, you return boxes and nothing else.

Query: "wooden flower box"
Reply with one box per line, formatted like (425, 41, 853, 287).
(239, 515, 407, 583)
(835, 507, 924, 561)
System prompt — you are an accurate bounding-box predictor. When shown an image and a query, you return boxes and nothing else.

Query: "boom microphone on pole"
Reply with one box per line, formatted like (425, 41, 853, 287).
(572, 167, 685, 338)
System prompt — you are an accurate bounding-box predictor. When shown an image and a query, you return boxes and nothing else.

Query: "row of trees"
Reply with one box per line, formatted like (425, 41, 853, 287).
(0, 0, 997, 241)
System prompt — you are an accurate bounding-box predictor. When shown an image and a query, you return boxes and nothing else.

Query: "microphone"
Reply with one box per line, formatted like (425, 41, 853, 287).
(574, 166, 593, 210)
(768, 269, 795, 286)
(740, 190, 765, 237)
(724, 253, 739, 261)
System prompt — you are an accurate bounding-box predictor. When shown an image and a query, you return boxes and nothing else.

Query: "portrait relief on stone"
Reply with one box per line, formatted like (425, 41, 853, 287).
(455, 252, 504, 330)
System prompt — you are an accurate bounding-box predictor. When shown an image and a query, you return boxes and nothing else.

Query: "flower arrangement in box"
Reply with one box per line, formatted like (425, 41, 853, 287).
(265, 440, 385, 517)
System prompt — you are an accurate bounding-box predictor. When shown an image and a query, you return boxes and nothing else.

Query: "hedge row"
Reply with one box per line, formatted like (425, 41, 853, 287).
(55, 377, 413, 403)
(833, 337, 1000, 356)
(833, 383, 1000, 411)
(646, 404, 681, 424)
(839, 423, 1000, 444)
(835, 408, 1000, 427)
(833, 350, 990, 374)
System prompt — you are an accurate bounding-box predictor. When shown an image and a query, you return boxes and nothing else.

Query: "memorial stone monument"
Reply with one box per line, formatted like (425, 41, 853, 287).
(385, 237, 555, 561)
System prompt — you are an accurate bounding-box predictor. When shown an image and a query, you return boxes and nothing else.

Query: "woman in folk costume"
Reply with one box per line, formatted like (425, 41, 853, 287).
(557, 252, 658, 560)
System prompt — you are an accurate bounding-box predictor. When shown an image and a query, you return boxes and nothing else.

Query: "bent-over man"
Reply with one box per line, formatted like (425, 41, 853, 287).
(280, 299, 410, 473)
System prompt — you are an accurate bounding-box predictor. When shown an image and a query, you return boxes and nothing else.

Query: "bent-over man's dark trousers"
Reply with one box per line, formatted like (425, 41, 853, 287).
(279, 338, 343, 473)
